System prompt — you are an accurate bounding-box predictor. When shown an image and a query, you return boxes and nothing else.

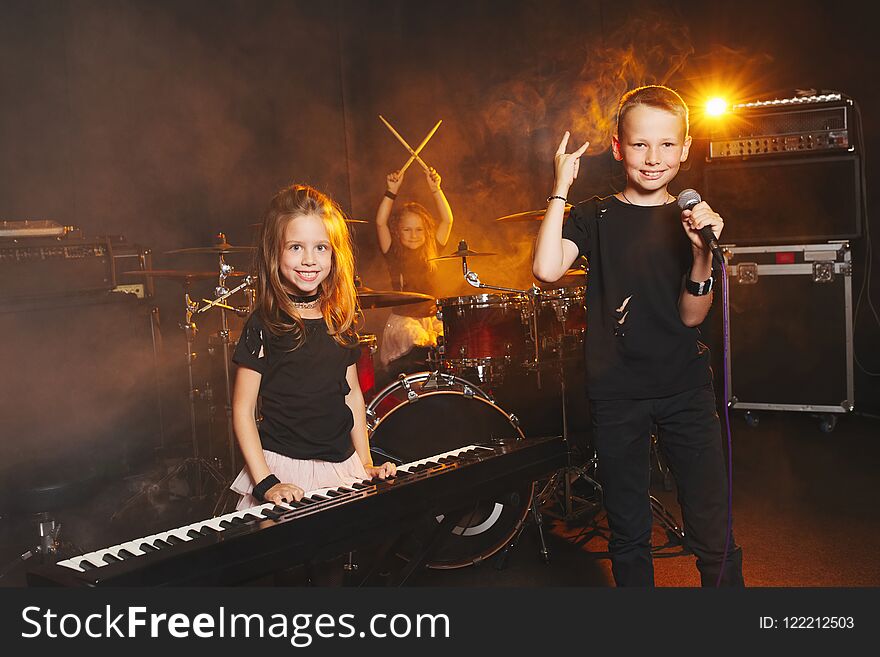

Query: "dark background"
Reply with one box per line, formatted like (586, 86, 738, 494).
(1, 0, 879, 468)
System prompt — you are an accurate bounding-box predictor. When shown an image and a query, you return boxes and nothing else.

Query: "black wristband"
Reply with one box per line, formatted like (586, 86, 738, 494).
(547, 194, 567, 203)
(252, 474, 281, 502)
(685, 275, 714, 296)
(384, 190, 398, 200)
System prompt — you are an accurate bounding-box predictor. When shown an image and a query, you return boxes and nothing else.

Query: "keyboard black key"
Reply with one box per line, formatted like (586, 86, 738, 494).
(102, 553, 122, 564)
(139, 543, 158, 553)
(309, 494, 329, 501)
(351, 482, 369, 490)
(219, 520, 236, 530)
(230, 517, 247, 525)
(261, 509, 282, 520)
(298, 497, 317, 505)
(187, 529, 203, 539)
(241, 513, 261, 522)
(153, 539, 172, 549)
(165, 534, 186, 545)
(337, 487, 354, 493)
(116, 549, 136, 560)
(79, 558, 98, 570)
(199, 526, 221, 535)
(325, 490, 343, 497)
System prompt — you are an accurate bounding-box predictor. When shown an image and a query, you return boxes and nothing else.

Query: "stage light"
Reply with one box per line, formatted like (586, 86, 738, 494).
(706, 97, 728, 116)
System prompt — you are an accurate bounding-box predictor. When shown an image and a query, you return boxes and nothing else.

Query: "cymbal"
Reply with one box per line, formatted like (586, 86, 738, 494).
(495, 204, 572, 222)
(356, 286, 433, 309)
(429, 248, 497, 261)
(165, 243, 255, 255)
(122, 269, 248, 282)
(249, 218, 368, 228)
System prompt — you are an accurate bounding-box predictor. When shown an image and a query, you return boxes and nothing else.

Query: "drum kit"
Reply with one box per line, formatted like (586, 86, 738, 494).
(425, 239, 587, 390)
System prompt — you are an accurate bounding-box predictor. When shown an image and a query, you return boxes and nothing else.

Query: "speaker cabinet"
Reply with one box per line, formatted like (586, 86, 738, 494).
(704, 155, 861, 244)
(0, 292, 162, 472)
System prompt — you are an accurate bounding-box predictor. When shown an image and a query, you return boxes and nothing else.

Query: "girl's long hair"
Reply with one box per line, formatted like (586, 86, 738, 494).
(254, 184, 358, 349)
(387, 201, 438, 273)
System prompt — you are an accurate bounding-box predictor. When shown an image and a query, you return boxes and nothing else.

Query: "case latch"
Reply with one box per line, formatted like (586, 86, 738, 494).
(812, 262, 835, 283)
(735, 263, 758, 285)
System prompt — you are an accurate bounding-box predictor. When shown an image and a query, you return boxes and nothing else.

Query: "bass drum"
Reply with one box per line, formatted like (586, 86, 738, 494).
(366, 372, 533, 569)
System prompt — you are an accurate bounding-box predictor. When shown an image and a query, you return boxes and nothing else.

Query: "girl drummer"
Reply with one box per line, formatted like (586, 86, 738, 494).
(374, 166, 454, 381)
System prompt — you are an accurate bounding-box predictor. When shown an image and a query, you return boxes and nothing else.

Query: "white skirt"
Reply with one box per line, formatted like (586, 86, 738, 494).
(380, 312, 443, 366)
(230, 449, 368, 510)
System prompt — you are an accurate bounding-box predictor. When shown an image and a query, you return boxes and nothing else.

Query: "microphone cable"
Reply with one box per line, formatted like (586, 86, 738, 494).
(716, 256, 735, 587)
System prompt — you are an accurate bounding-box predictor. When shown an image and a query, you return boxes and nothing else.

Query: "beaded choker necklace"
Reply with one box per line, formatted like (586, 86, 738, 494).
(289, 291, 321, 309)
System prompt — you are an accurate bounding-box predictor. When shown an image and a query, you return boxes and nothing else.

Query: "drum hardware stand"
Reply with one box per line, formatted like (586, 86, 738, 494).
(196, 269, 256, 480)
(112, 281, 231, 521)
(0, 513, 66, 581)
(493, 481, 553, 568)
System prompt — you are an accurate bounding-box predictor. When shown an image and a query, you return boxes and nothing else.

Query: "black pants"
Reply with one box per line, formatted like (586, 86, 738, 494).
(590, 385, 744, 587)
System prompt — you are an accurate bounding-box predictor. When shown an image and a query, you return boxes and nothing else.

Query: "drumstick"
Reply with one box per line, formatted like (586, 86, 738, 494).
(400, 119, 442, 174)
(378, 115, 439, 173)
(378, 115, 431, 172)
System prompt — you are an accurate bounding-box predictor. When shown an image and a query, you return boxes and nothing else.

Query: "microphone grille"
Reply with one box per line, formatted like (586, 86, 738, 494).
(677, 188, 701, 210)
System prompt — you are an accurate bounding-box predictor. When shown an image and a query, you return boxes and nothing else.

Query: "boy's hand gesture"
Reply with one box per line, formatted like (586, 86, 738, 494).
(554, 131, 590, 191)
(386, 170, 405, 195)
(681, 201, 724, 253)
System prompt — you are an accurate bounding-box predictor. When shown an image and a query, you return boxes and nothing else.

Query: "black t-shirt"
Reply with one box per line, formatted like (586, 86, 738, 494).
(384, 241, 443, 318)
(232, 312, 361, 462)
(562, 195, 712, 400)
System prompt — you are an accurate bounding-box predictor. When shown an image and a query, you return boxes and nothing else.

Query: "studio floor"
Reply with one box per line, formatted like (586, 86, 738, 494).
(2, 410, 878, 588)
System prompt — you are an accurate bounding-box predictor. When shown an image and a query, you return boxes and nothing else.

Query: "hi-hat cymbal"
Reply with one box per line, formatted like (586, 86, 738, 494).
(429, 248, 497, 261)
(356, 285, 433, 309)
(122, 269, 248, 282)
(165, 243, 255, 255)
(495, 204, 572, 222)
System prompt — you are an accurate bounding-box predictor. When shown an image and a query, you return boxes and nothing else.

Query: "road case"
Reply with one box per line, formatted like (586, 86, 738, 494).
(721, 241, 854, 431)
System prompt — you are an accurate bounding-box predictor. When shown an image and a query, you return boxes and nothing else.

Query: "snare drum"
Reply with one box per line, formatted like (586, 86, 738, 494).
(436, 292, 530, 380)
(534, 286, 586, 362)
(356, 333, 378, 402)
(366, 372, 532, 569)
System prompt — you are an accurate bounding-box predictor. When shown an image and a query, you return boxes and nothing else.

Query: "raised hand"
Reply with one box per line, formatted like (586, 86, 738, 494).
(425, 167, 442, 193)
(386, 170, 405, 195)
(554, 131, 590, 191)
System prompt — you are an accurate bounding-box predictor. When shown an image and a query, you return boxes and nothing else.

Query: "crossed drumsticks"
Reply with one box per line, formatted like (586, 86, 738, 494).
(378, 115, 442, 174)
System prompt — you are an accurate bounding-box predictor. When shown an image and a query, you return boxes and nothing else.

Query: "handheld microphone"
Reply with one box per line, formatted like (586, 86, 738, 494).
(677, 189, 724, 265)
